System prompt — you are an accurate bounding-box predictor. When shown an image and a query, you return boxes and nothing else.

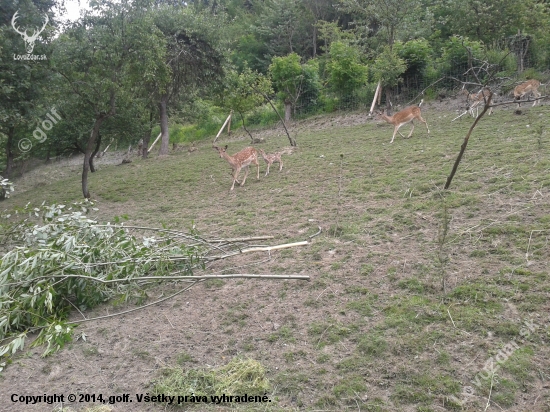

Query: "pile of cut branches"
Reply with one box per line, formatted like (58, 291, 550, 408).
(0, 201, 308, 371)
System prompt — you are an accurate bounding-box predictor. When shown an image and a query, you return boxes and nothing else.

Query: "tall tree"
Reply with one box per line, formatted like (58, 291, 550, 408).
(0, 0, 58, 178)
(340, 0, 422, 48)
(52, 0, 168, 198)
(149, 5, 225, 156)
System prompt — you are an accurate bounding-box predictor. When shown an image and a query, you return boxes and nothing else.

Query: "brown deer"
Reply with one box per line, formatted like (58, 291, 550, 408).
(213, 145, 259, 191)
(376, 104, 430, 143)
(513, 80, 541, 108)
(258, 149, 283, 176)
(467, 88, 493, 117)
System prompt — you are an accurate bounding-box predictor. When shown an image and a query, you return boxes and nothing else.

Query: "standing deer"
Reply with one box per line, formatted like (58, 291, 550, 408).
(513, 80, 541, 108)
(467, 88, 493, 118)
(213, 145, 259, 191)
(258, 149, 283, 176)
(375, 104, 430, 144)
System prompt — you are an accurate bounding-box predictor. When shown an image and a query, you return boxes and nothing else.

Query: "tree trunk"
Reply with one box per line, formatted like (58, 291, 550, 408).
(158, 94, 169, 156)
(284, 99, 292, 124)
(89, 131, 102, 172)
(312, 24, 317, 57)
(240, 111, 254, 142)
(142, 109, 154, 159)
(82, 115, 106, 198)
(4, 126, 15, 179)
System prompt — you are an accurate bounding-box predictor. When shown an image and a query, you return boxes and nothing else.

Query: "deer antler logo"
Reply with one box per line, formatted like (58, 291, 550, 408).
(11, 10, 49, 54)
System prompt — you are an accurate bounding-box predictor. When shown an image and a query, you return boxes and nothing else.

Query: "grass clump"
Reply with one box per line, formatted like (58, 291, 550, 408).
(152, 357, 270, 405)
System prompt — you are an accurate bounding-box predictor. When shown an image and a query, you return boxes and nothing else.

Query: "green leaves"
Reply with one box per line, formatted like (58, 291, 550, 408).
(0, 200, 203, 363)
(372, 47, 407, 88)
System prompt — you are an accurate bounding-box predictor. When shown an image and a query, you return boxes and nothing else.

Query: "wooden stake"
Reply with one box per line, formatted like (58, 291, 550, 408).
(213, 111, 232, 144)
(147, 132, 162, 153)
(370, 80, 382, 114)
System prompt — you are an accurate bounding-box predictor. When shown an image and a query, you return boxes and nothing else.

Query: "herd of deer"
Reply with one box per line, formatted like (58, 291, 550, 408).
(214, 80, 544, 190)
(212, 145, 285, 191)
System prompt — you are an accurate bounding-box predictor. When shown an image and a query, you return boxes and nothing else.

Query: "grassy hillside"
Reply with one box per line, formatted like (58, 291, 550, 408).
(2, 102, 550, 412)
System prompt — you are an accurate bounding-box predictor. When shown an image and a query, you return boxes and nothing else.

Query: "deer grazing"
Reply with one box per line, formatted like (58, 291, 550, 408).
(467, 88, 493, 118)
(258, 149, 283, 176)
(213, 145, 259, 191)
(513, 79, 541, 108)
(375, 103, 430, 144)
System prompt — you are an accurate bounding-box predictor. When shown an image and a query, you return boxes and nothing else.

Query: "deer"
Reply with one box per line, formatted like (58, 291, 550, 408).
(258, 149, 283, 176)
(375, 103, 430, 144)
(213, 145, 259, 191)
(467, 88, 493, 118)
(11, 10, 49, 54)
(513, 79, 541, 108)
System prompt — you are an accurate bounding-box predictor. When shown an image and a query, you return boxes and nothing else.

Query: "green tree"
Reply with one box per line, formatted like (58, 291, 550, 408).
(52, 0, 168, 198)
(221, 67, 273, 141)
(0, 0, 58, 177)
(326, 41, 368, 105)
(149, 5, 225, 155)
(269, 53, 320, 122)
(372, 47, 407, 106)
(255, 0, 314, 60)
(340, 0, 422, 48)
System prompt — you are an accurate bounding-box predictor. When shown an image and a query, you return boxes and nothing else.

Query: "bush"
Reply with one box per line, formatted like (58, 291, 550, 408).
(326, 41, 368, 105)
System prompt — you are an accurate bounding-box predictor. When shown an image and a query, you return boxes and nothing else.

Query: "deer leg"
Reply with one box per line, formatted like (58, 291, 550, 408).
(240, 166, 250, 186)
(533, 92, 540, 106)
(407, 121, 415, 138)
(230, 167, 241, 191)
(255, 159, 260, 180)
(279, 159, 283, 171)
(420, 117, 430, 134)
(390, 126, 399, 143)
(265, 162, 270, 176)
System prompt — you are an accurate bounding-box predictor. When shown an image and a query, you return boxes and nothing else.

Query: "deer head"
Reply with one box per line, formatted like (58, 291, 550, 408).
(212, 145, 228, 158)
(12, 11, 49, 54)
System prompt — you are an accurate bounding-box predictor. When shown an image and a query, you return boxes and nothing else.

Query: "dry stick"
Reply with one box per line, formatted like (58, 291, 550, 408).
(445, 92, 493, 190)
(484, 373, 495, 412)
(65, 280, 202, 325)
(147, 132, 162, 153)
(309, 226, 322, 239)
(212, 111, 232, 145)
(250, 84, 296, 146)
(369, 80, 381, 114)
(406, 76, 446, 107)
(6, 273, 310, 288)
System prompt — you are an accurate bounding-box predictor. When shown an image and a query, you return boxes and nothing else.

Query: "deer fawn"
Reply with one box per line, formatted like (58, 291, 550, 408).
(213, 145, 260, 191)
(513, 80, 541, 108)
(258, 149, 283, 176)
(467, 88, 493, 118)
(376, 104, 430, 143)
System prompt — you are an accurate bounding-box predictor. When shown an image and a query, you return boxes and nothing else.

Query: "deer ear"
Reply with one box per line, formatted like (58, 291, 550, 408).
(224, 145, 228, 150)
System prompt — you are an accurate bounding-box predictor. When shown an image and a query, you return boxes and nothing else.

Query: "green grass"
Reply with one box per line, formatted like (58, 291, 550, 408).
(3, 103, 550, 411)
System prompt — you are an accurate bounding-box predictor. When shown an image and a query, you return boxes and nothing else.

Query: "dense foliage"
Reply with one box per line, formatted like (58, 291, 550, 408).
(1, 0, 549, 177)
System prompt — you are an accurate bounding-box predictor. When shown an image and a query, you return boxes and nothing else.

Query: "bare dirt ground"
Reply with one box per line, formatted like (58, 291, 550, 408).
(1, 98, 549, 412)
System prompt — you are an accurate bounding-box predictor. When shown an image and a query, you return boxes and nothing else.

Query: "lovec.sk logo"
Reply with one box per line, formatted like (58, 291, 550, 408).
(11, 10, 48, 60)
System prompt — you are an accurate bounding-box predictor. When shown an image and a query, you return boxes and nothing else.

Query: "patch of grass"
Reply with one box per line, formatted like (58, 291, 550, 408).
(267, 326, 296, 343)
(356, 333, 388, 356)
(333, 375, 367, 397)
(152, 357, 270, 403)
(176, 352, 194, 364)
(308, 320, 358, 348)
